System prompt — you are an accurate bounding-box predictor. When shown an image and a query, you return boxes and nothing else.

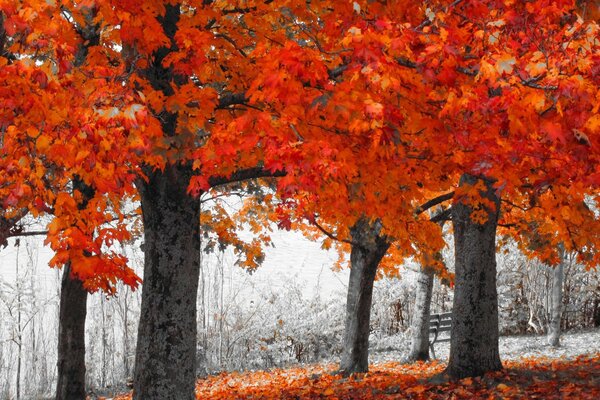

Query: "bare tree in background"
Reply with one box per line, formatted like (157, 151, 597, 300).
(408, 210, 448, 362)
(407, 266, 435, 361)
(547, 245, 566, 347)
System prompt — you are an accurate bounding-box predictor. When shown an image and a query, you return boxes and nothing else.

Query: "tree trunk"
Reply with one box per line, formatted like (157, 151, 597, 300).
(55, 263, 88, 400)
(53, 7, 99, 397)
(547, 246, 565, 347)
(409, 209, 447, 362)
(446, 174, 502, 379)
(339, 219, 390, 375)
(408, 266, 435, 361)
(56, 177, 93, 400)
(133, 164, 201, 400)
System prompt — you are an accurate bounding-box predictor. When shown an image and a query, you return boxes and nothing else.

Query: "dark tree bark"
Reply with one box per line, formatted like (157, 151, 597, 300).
(339, 219, 390, 375)
(446, 174, 503, 379)
(407, 266, 435, 361)
(56, 178, 94, 400)
(130, 5, 202, 397)
(133, 165, 201, 400)
(55, 263, 88, 400)
(547, 245, 565, 347)
(131, 8, 202, 397)
(129, 3, 284, 396)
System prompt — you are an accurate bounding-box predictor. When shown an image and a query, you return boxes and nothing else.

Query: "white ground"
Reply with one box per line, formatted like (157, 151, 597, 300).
(370, 328, 600, 364)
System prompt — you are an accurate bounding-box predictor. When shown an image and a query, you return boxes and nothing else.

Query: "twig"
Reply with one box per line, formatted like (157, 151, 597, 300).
(312, 219, 356, 246)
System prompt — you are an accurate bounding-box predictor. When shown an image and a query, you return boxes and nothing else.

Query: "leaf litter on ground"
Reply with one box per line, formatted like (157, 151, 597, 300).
(111, 328, 600, 399)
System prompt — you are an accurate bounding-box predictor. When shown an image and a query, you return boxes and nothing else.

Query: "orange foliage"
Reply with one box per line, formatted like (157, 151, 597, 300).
(1, 0, 600, 289)
(212, 0, 600, 276)
(110, 354, 600, 399)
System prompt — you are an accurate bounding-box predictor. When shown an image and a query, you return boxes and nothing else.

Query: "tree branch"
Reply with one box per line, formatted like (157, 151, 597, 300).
(430, 207, 452, 223)
(313, 218, 356, 246)
(328, 64, 348, 79)
(217, 92, 248, 109)
(0, 208, 30, 246)
(396, 56, 417, 69)
(520, 75, 558, 91)
(415, 191, 455, 216)
(208, 167, 285, 188)
(7, 230, 49, 238)
(501, 199, 535, 212)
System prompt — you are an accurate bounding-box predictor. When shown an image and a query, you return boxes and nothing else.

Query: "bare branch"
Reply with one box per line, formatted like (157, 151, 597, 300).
(6, 230, 49, 238)
(520, 75, 558, 91)
(415, 191, 455, 216)
(217, 92, 248, 109)
(208, 167, 285, 188)
(313, 218, 356, 246)
(215, 33, 248, 57)
(430, 207, 452, 223)
(328, 64, 348, 80)
(396, 56, 417, 69)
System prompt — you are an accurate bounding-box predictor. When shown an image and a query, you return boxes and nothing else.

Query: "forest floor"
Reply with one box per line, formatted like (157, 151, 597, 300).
(370, 326, 600, 363)
(110, 328, 600, 399)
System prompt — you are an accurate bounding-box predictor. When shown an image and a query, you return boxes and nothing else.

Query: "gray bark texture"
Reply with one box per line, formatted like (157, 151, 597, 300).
(55, 178, 94, 400)
(133, 165, 201, 400)
(408, 266, 435, 361)
(339, 219, 390, 375)
(446, 174, 503, 379)
(547, 246, 565, 347)
(55, 263, 88, 400)
(132, 5, 202, 397)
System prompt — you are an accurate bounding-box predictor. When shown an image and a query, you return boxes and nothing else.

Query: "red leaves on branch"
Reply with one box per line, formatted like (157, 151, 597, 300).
(1, 0, 600, 288)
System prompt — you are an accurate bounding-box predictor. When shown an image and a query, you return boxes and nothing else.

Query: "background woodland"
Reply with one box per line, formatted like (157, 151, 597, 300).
(2, 227, 599, 399)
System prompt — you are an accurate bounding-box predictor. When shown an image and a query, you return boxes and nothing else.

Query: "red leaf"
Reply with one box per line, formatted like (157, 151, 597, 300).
(541, 121, 565, 144)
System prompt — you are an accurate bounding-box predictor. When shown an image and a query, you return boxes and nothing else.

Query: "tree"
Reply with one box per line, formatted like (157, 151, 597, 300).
(239, 0, 600, 379)
(1, 4, 141, 399)
(53, 7, 102, 398)
(3, 1, 599, 396)
(270, 184, 449, 375)
(338, 219, 390, 375)
(1, 3, 285, 398)
(55, 180, 95, 400)
(407, 266, 435, 362)
(380, 1, 600, 379)
(446, 175, 503, 377)
(547, 244, 566, 347)
(408, 210, 449, 362)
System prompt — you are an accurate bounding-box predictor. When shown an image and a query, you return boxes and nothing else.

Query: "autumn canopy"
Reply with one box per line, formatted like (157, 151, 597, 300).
(0, 0, 599, 398)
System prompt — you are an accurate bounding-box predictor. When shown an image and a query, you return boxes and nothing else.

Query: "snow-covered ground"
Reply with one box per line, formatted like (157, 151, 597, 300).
(370, 328, 600, 364)
(0, 228, 349, 300)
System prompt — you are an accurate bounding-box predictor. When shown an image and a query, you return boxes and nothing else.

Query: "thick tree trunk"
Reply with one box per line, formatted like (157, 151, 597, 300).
(408, 266, 435, 361)
(339, 219, 390, 375)
(55, 263, 88, 400)
(547, 246, 565, 347)
(446, 174, 502, 379)
(133, 165, 201, 400)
